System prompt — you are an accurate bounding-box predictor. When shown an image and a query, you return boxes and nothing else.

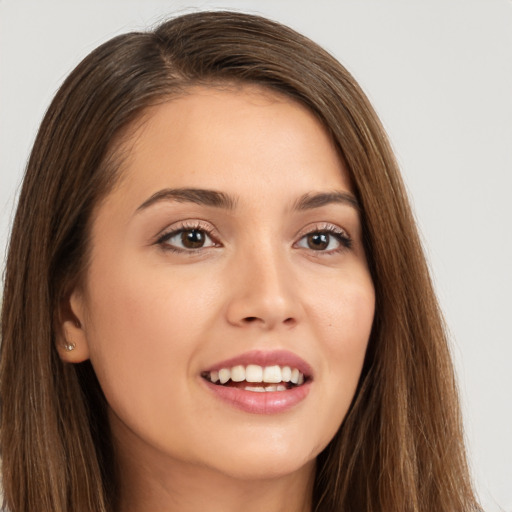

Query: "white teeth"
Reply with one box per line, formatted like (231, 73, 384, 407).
(243, 385, 288, 392)
(231, 365, 245, 382)
(244, 386, 266, 392)
(262, 365, 282, 383)
(245, 364, 263, 383)
(218, 368, 230, 384)
(207, 364, 306, 386)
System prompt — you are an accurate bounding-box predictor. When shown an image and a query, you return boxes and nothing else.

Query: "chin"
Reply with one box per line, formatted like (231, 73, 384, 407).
(192, 433, 322, 482)
(214, 454, 316, 482)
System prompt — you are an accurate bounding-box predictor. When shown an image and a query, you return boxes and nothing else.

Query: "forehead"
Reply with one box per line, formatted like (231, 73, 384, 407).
(106, 85, 352, 210)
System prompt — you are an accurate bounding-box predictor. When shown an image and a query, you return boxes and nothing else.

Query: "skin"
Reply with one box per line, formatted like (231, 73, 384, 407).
(58, 86, 375, 512)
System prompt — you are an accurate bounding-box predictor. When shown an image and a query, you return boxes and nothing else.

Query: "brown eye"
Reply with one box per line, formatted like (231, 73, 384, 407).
(159, 227, 217, 252)
(295, 228, 352, 253)
(307, 233, 329, 250)
(299, 232, 340, 251)
(181, 229, 206, 249)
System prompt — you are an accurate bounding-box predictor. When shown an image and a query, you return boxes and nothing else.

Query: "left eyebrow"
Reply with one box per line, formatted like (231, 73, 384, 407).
(293, 191, 360, 211)
(135, 187, 238, 213)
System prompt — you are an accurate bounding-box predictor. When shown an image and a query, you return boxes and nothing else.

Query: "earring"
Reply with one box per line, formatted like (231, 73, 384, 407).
(64, 341, 76, 352)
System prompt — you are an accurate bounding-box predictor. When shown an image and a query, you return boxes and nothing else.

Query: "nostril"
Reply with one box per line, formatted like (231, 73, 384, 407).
(241, 316, 296, 326)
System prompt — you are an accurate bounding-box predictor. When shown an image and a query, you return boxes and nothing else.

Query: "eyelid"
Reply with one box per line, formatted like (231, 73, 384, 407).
(293, 222, 353, 253)
(294, 222, 350, 240)
(154, 219, 222, 250)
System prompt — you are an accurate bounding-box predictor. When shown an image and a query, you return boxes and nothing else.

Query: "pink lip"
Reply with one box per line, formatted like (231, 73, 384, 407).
(203, 349, 313, 377)
(200, 350, 313, 414)
(202, 378, 312, 414)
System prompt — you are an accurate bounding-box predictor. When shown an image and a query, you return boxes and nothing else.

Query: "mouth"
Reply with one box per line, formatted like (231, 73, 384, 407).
(200, 350, 313, 413)
(201, 364, 307, 392)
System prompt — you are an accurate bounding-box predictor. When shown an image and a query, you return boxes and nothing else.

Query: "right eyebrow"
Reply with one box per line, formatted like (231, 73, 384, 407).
(135, 188, 238, 213)
(292, 191, 360, 211)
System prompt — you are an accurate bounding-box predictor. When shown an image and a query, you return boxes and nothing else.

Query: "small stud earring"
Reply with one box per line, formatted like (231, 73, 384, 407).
(64, 342, 76, 352)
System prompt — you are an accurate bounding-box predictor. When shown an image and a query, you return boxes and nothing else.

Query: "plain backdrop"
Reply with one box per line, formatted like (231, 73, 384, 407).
(1, 1, 511, 510)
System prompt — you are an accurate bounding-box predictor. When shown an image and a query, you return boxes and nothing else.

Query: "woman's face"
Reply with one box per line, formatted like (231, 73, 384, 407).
(63, 86, 375, 481)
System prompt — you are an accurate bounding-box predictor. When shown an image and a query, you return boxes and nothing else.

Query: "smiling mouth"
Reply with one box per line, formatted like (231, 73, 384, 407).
(201, 364, 306, 392)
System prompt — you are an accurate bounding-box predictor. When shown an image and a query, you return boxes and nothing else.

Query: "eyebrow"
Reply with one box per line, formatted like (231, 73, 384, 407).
(293, 191, 359, 211)
(135, 187, 359, 213)
(136, 188, 238, 212)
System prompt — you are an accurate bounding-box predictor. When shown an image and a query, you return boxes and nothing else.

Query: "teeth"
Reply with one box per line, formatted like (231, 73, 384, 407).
(244, 385, 288, 392)
(246, 364, 263, 383)
(244, 386, 266, 392)
(206, 364, 305, 387)
(218, 368, 230, 384)
(262, 365, 281, 383)
(231, 365, 245, 382)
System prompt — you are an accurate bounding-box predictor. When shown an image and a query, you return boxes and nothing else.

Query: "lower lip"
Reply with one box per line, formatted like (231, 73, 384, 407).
(202, 379, 311, 414)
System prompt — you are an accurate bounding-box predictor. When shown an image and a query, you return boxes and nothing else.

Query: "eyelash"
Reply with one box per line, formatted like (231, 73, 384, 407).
(155, 221, 352, 255)
(155, 221, 220, 254)
(294, 223, 353, 254)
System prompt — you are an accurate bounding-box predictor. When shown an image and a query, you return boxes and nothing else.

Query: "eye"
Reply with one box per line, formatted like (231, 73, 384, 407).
(157, 226, 217, 252)
(295, 226, 352, 253)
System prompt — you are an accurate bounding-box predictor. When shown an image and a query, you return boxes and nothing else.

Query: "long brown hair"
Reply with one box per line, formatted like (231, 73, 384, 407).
(1, 10, 480, 512)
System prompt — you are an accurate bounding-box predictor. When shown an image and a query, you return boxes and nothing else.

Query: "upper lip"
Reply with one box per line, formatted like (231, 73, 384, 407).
(202, 349, 313, 379)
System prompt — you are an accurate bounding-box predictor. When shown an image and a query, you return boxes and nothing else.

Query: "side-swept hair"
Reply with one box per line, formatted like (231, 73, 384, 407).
(1, 10, 479, 512)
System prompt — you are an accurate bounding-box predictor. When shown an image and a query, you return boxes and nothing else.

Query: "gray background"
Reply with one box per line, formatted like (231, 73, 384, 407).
(1, 1, 511, 510)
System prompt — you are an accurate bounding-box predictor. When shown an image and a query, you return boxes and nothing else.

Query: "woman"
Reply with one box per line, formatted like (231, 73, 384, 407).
(0, 10, 480, 512)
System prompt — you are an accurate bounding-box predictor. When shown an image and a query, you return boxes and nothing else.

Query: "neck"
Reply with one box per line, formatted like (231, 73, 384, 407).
(118, 459, 315, 512)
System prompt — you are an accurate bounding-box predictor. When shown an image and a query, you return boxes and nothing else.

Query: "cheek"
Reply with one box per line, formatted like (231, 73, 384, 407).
(289, 274, 374, 458)
(86, 253, 218, 345)
(82, 257, 220, 417)
(312, 270, 375, 354)
(310, 274, 375, 417)
(333, 288, 374, 388)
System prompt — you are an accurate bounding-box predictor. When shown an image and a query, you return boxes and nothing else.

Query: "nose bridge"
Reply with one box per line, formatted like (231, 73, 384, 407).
(225, 237, 300, 329)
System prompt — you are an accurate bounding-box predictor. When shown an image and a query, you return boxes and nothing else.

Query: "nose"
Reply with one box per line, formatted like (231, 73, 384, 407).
(224, 244, 302, 330)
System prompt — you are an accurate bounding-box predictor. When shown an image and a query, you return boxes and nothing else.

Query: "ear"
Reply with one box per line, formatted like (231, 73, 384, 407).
(55, 288, 90, 363)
